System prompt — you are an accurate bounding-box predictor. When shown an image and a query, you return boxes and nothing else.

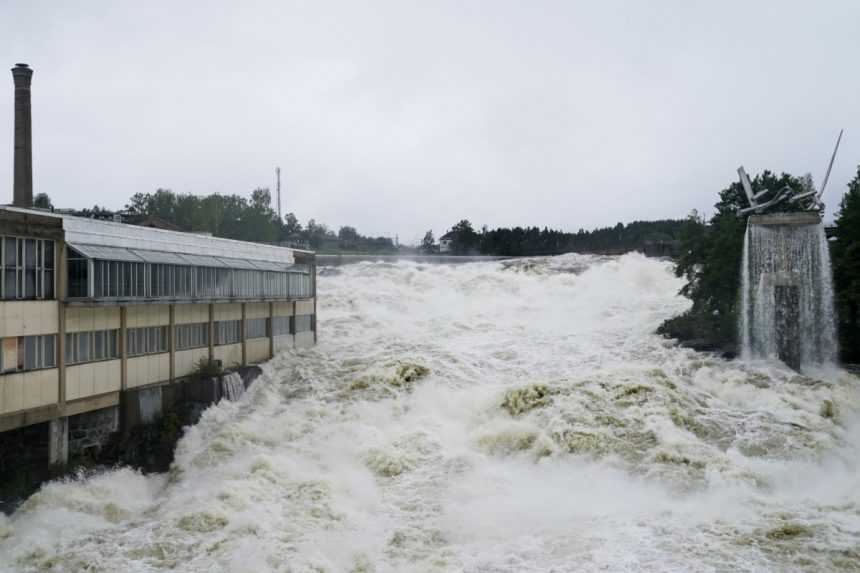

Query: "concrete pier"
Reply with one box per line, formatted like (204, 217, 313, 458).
(48, 418, 68, 467)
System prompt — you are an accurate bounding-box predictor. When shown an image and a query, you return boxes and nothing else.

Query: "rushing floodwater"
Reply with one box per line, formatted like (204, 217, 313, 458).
(1, 254, 859, 572)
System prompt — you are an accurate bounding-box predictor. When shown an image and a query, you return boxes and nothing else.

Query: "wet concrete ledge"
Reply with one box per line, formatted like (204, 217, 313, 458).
(748, 212, 822, 226)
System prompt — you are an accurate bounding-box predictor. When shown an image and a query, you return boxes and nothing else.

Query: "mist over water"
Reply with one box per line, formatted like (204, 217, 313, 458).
(1, 254, 858, 572)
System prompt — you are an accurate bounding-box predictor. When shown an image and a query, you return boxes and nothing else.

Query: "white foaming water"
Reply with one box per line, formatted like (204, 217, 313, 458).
(220, 373, 246, 402)
(739, 222, 839, 370)
(1, 253, 858, 572)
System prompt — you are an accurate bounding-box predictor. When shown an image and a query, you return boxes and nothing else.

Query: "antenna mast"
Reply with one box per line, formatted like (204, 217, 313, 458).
(276, 166, 282, 219)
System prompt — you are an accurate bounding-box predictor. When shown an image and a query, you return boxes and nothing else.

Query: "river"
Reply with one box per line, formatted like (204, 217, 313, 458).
(1, 253, 858, 572)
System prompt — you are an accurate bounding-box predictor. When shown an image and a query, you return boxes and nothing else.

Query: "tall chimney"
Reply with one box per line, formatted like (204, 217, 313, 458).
(11, 63, 33, 207)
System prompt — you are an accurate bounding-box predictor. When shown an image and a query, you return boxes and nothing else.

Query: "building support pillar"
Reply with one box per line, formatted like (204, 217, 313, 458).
(293, 300, 298, 349)
(120, 306, 128, 391)
(268, 302, 275, 359)
(312, 264, 318, 344)
(208, 303, 214, 363)
(48, 417, 68, 468)
(57, 238, 67, 407)
(241, 302, 247, 366)
(169, 304, 175, 382)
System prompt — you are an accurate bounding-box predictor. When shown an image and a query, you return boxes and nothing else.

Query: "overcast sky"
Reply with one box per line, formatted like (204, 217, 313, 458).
(1, 1, 858, 243)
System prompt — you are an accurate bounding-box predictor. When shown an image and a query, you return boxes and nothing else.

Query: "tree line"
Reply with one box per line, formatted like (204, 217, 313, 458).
(48, 188, 396, 253)
(424, 219, 685, 257)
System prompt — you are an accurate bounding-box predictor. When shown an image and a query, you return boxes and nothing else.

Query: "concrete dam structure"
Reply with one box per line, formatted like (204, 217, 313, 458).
(739, 213, 838, 371)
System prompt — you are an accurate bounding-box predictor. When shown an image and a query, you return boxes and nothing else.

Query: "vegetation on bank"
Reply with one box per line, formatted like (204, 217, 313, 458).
(56, 188, 398, 254)
(831, 167, 860, 363)
(428, 219, 685, 256)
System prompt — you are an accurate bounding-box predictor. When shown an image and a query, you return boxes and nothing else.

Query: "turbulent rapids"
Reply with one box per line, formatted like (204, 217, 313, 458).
(1, 254, 859, 572)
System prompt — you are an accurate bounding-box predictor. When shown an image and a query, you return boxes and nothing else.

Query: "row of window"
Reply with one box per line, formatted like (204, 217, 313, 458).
(0, 316, 314, 373)
(2, 236, 55, 301)
(68, 258, 313, 301)
(176, 322, 209, 351)
(127, 326, 169, 357)
(246, 318, 267, 339)
(66, 330, 120, 364)
(0, 335, 56, 372)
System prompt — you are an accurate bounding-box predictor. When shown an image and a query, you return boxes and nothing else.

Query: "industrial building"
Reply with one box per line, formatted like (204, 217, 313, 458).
(0, 64, 316, 467)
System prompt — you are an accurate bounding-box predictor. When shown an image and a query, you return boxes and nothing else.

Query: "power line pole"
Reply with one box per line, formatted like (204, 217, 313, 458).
(275, 166, 282, 220)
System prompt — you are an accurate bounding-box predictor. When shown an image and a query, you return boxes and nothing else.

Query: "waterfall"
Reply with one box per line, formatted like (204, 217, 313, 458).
(739, 220, 838, 370)
(220, 372, 246, 401)
(138, 387, 162, 423)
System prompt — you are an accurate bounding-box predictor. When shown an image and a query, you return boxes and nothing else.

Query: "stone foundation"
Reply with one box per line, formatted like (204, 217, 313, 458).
(68, 407, 119, 456)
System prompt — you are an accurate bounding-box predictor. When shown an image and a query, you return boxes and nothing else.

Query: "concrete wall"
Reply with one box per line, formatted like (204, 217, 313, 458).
(214, 303, 241, 321)
(214, 343, 242, 367)
(0, 301, 58, 337)
(175, 347, 209, 378)
(174, 303, 209, 325)
(295, 299, 314, 316)
(273, 302, 294, 317)
(245, 302, 269, 320)
(246, 338, 269, 364)
(295, 332, 315, 349)
(65, 360, 121, 401)
(274, 334, 295, 352)
(127, 353, 170, 389)
(1, 297, 315, 428)
(65, 307, 120, 333)
(0, 369, 58, 415)
(127, 305, 170, 328)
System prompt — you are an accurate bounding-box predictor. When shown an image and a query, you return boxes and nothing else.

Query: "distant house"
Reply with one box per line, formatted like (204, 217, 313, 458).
(439, 232, 454, 253)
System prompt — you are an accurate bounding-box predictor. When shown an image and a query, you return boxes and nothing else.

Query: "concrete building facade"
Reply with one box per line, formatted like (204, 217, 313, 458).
(0, 207, 316, 465)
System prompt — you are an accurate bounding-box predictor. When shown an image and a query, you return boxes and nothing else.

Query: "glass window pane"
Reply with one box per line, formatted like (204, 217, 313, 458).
(43, 335, 55, 368)
(78, 332, 91, 362)
(24, 336, 37, 369)
(44, 241, 54, 270)
(4, 238, 16, 267)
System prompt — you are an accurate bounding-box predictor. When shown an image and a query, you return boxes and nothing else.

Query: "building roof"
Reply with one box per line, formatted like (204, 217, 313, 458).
(0, 205, 312, 268)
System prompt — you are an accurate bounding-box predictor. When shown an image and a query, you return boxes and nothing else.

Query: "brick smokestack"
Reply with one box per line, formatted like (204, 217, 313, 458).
(11, 63, 33, 207)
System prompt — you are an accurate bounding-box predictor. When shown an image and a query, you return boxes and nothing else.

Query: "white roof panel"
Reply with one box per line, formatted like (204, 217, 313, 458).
(130, 249, 188, 265)
(217, 257, 258, 270)
(180, 254, 228, 268)
(0, 206, 300, 265)
(68, 244, 144, 262)
(249, 260, 289, 271)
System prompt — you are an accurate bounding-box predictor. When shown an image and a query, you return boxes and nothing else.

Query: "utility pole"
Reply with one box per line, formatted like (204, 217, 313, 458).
(275, 166, 282, 220)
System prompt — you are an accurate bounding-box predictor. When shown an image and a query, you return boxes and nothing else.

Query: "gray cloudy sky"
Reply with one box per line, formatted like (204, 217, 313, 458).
(2, 0, 859, 243)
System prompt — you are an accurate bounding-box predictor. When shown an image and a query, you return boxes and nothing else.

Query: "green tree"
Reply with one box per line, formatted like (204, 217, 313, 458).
(33, 193, 53, 209)
(421, 230, 435, 253)
(282, 213, 302, 238)
(446, 219, 480, 255)
(338, 226, 359, 247)
(831, 166, 860, 363)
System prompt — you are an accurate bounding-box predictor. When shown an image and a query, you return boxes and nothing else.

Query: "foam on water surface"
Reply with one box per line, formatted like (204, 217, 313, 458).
(1, 253, 858, 572)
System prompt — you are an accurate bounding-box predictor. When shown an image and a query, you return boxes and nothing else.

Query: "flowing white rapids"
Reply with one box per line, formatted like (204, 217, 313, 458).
(1, 254, 859, 572)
